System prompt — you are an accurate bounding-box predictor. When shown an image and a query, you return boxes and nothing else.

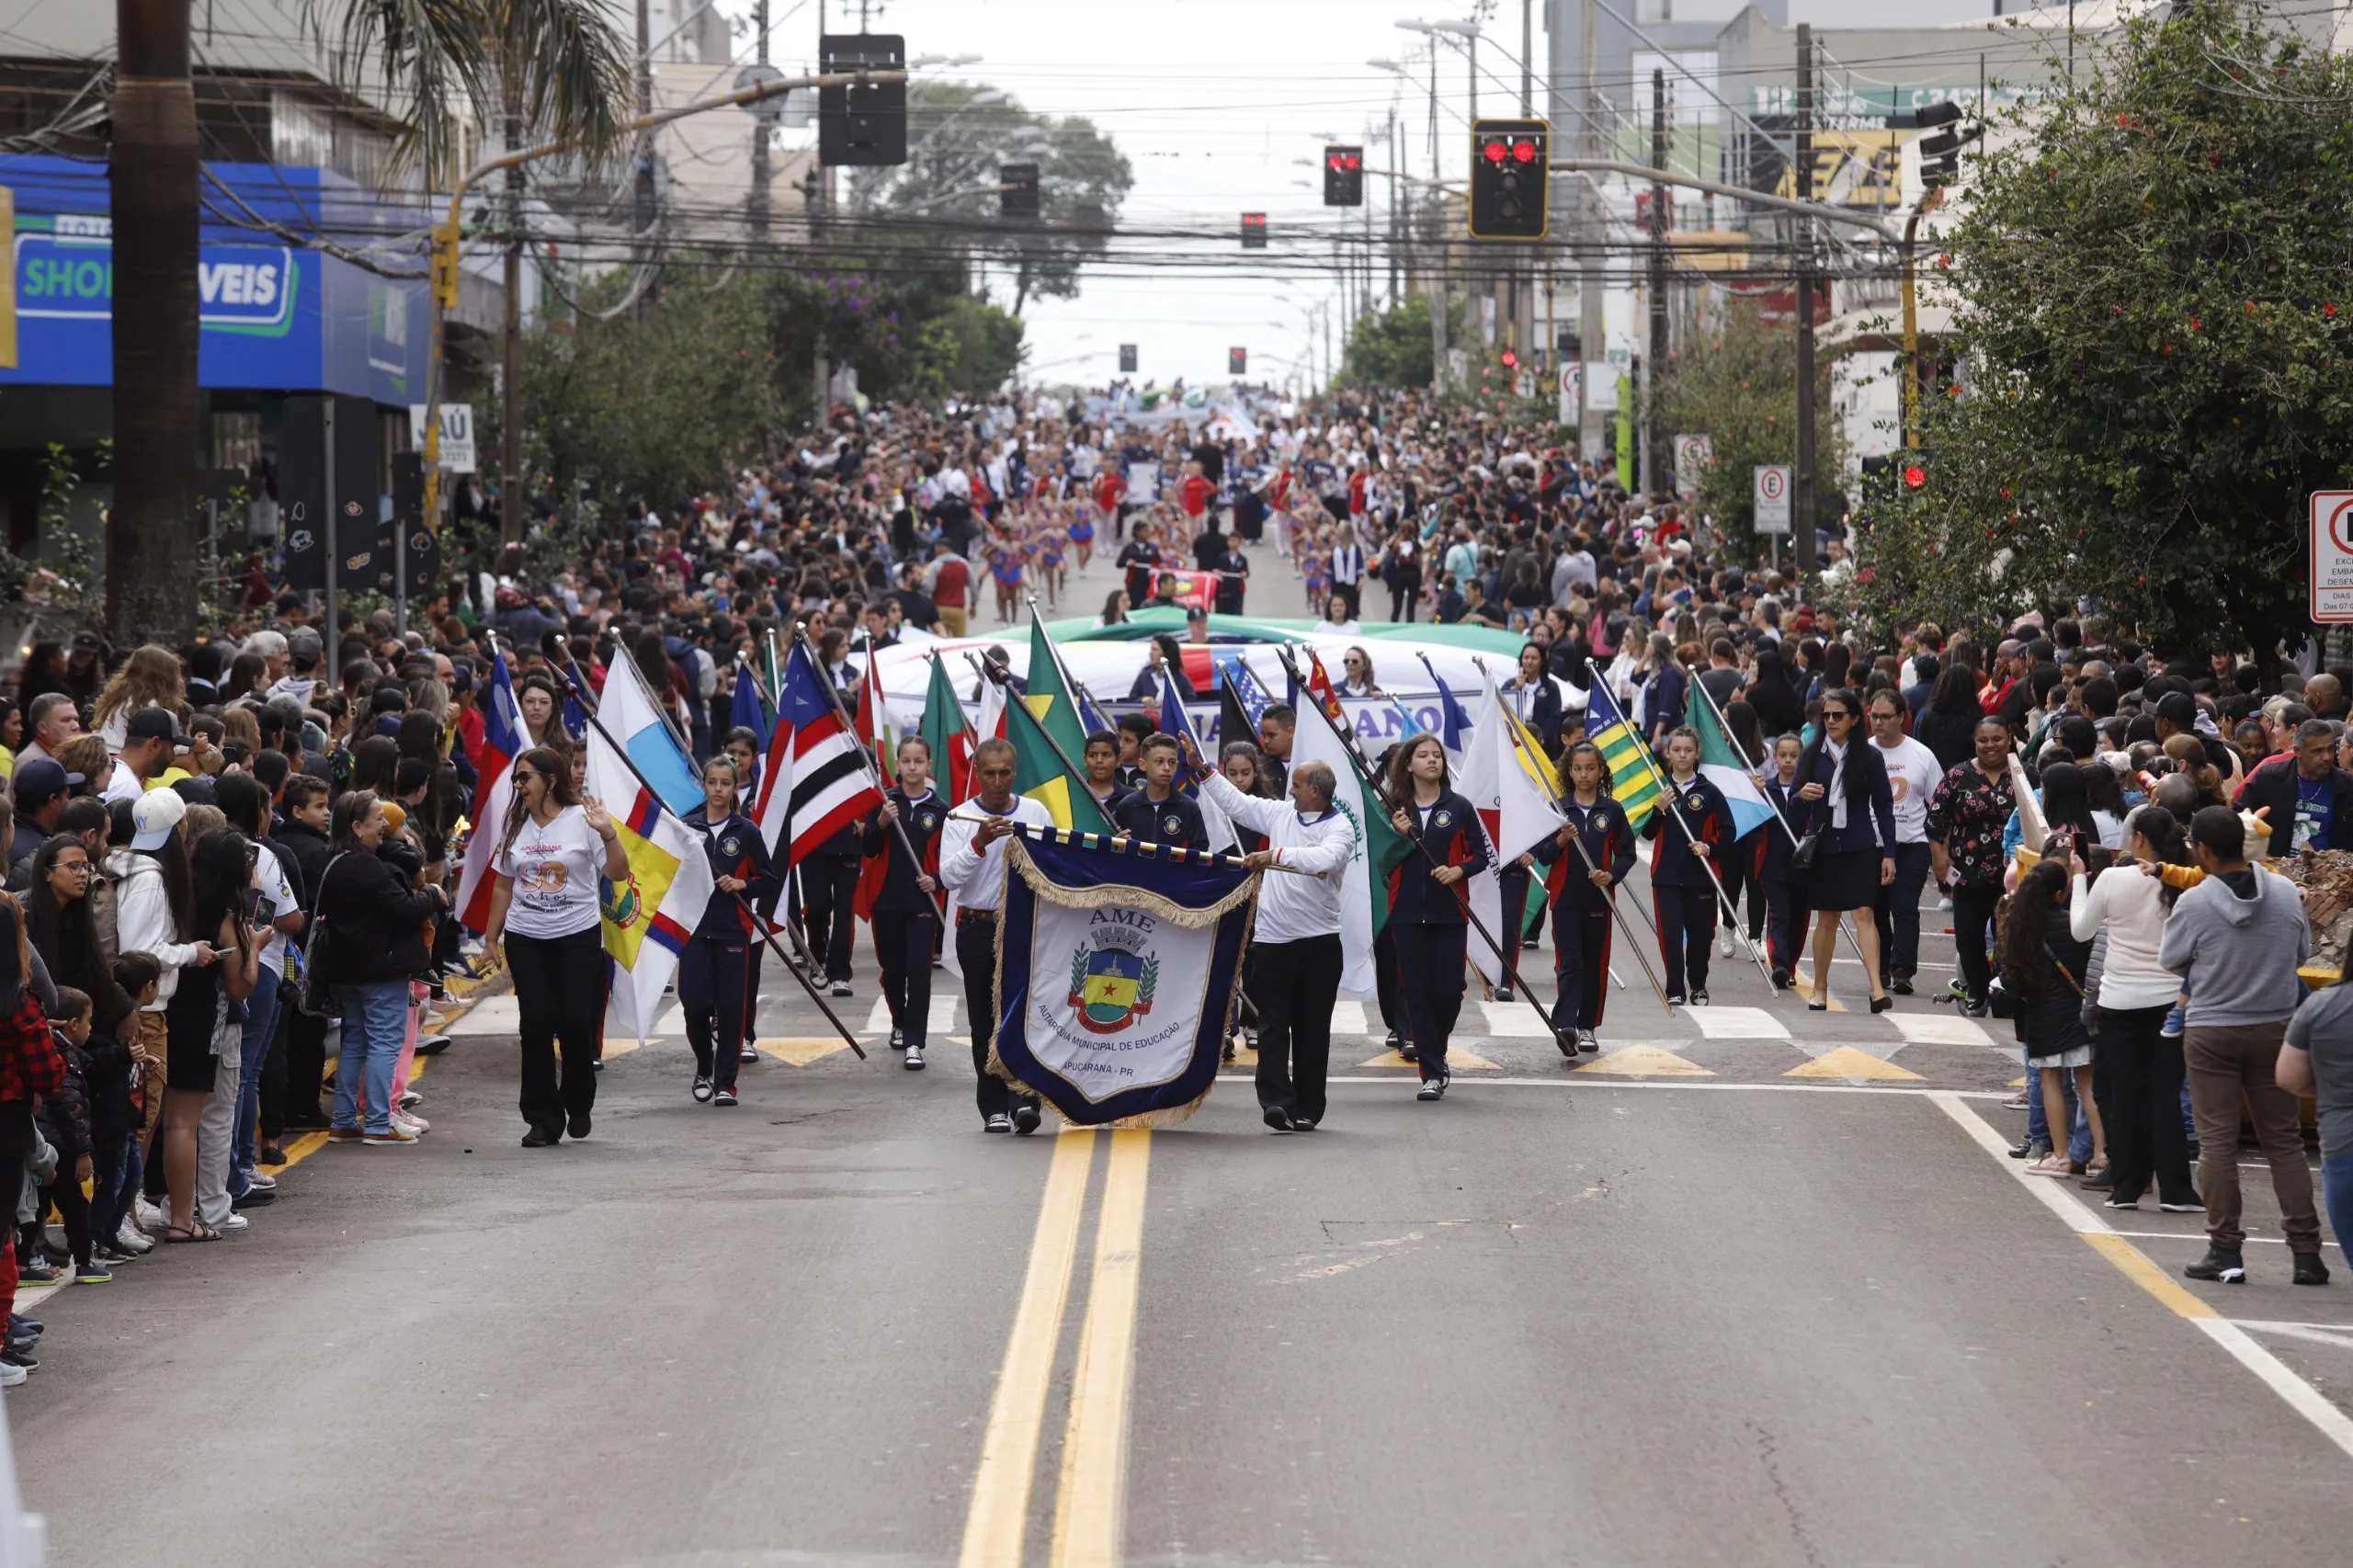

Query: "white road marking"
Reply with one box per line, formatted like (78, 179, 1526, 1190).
(1889, 1013, 1997, 1049)
(1686, 1006, 1788, 1040)
(1331, 999, 1369, 1035)
(1478, 999, 1555, 1037)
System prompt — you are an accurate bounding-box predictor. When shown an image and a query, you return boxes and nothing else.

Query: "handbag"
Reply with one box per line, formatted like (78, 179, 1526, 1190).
(1790, 832, 1821, 873)
(290, 853, 347, 1018)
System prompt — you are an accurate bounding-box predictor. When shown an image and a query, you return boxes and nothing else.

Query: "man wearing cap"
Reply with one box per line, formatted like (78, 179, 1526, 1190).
(7, 758, 75, 879)
(116, 708, 189, 800)
(60, 631, 106, 707)
(267, 628, 324, 703)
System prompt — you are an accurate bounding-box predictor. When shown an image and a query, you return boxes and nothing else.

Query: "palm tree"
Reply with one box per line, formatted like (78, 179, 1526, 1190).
(106, 0, 632, 645)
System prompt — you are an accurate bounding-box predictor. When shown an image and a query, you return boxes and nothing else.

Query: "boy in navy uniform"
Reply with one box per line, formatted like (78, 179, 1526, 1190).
(1111, 733, 1210, 850)
(862, 736, 948, 1071)
(682, 756, 781, 1106)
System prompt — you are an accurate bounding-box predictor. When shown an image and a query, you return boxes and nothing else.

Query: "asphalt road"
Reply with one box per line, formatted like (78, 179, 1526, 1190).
(12, 533, 2351, 1566)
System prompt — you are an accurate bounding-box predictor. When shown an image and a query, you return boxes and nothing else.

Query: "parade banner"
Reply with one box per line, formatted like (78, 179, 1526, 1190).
(992, 829, 1259, 1127)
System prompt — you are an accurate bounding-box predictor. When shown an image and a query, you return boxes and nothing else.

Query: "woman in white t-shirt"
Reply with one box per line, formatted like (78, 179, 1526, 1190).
(482, 745, 629, 1148)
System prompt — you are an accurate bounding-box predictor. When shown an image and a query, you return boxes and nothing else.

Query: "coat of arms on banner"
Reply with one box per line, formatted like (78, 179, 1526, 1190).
(1069, 927, 1159, 1033)
(993, 829, 1261, 1127)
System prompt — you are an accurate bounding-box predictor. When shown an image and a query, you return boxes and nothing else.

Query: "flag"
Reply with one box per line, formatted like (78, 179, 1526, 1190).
(1461, 672, 1567, 986)
(453, 649, 526, 931)
(992, 828, 1256, 1126)
(1686, 678, 1776, 841)
(919, 652, 973, 806)
(560, 688, 590, 744)
(1218, 667, 1257, 756)
(1160, 674, 1235, 852)
(1290, 682, 1412, 998)
(975, 667, 1008, 757)
(585, 731, 716, 1047)
(599, 642, 704, 818)
(858, 642, 898, 788)
(1005, 684, 1117, 835)
(758, 640, 883, 864)
(1385, 694, 1428, 740)
(1582, 678, 1661, 832)
(1074, 681, 1114, 740)
(1416, 653, 1472, 762)
(1302, 649, 1348, 727)
(728, 657, 770, 747)
(1025, 611, 1094, 765)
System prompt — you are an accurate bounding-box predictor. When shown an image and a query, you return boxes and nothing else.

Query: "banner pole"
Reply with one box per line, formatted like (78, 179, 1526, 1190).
(554, 652, 866, 1059)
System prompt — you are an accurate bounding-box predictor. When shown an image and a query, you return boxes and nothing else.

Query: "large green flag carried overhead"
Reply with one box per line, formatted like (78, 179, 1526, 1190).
(1026, 611, 1095, 766)
(1005, 685, 1116, 835)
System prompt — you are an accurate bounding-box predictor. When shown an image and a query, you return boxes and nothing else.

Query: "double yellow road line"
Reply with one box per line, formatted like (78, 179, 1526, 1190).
(960, 1126, 1153, 1568)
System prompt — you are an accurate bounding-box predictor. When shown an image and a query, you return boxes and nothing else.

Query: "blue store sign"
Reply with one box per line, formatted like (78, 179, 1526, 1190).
(0, 154, 426, 402)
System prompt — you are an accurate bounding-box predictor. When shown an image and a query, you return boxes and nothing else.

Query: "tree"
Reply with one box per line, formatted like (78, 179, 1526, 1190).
(846, 83, 1132, 313)
(1843, 0, 2353, 663)
(105, 0, 633, 643)
(1336, 295, 1435, 389)
(1658, 299, 1843, 553)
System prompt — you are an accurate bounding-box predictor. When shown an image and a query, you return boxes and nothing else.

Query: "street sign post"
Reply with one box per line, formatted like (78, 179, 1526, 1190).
(1674, 434, 1713, 497)
(1557, 363, 1581, 425)
(2312, 491, 2353, 621)
(1754, 465, 1792, 535)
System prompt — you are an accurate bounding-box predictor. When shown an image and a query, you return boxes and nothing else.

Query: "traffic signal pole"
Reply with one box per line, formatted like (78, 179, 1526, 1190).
(418, 65, 906, 529)
(1647, 67, 1668, 506)
(1791, 22, 1818, 586)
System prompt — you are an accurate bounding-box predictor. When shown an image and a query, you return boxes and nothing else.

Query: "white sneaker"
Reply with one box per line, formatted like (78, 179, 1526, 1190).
(392, 1110, 429, 1135)
(398, 1090, 422, 1109)
(0, 1361, 24, 1389)
(1718, 932, 1733, 958)
(216, 1212, 250, 1232)
(115, 1222, 153, 1255)
(134, 1198, 166, 1233)
(243, 1172, 278, 1193)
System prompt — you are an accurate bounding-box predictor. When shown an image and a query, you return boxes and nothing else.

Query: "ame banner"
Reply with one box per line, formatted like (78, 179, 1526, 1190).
(993, 829, 1259, 1127)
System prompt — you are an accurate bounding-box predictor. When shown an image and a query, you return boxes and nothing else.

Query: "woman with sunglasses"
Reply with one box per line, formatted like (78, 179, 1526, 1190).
(481, 746, 630, 1146)
(1382, 735, 1489, 1102)
(1793, 688, 1899, 1012)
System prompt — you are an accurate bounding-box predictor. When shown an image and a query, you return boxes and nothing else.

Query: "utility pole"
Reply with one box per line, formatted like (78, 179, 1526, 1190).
(1578, 0, 1606, 464)
(633, 0, 654, 319)
(1791, 21, 1818, 586)
(501, 77, 525, 547)
(749, 0, 771, 240)
(1520, 0, 1532, 116)
(1647, 66, 1667, 505)
(1388, 109, 1402, 303)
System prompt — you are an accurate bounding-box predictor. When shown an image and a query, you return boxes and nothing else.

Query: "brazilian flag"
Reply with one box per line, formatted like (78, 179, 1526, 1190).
(1006, 687, 1116, 835)
(1026, 613, 1097, 765)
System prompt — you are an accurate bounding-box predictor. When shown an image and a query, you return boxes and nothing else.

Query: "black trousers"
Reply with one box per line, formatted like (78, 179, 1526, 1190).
(680, 937, 750, 1090)
(1374, 925, 1405, 1039)
(1722, 831, 1768, 942)
(874, 909, 938, 1051)
(1654, 881, 1716, 996)
(1250, 934, 1343, 1125)
(1336, 580, 1362, 619)
(1496, 867, 1530, 989)
(280, 1006, 330, 1126)
(1762, 877, 1810, 977)
(957, 916, 1038, 1119)
(508, 926, 604, 1137)
(801, 856, 859, 983)
(2097, 1003, 2199, 1205)
(1391, 922, 1468, 1081)
(1552, 904, 1613, 1031)
(1951, 884, 2002, 1002)
(1388, 579, 1419, 622)
(1872, 842, 1935, 978)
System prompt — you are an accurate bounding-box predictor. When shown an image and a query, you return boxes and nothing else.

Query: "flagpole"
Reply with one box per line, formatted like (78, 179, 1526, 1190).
(1025, 595, 1119, 734)
(1608, 687, 1779, 994)
(1681, 656, 1872, 981)
(552, 653, 867, 1060)
(1273, 648, 1576, 1056)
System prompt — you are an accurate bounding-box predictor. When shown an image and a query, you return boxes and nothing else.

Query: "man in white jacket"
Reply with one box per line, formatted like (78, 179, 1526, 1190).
(1200, 761, 1353, 1132)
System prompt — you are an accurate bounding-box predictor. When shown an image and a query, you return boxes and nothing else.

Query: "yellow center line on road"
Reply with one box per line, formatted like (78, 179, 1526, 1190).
(1050, 1127, 1152, 1568)
(959, 1127, 1099, 1568)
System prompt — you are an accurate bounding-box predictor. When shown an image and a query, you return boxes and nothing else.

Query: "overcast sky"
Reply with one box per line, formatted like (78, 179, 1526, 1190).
(725, 0, 2006, 390)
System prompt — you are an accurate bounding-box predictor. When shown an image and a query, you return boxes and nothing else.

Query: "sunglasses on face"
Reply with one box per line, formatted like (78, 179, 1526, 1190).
(1824, 710, 1855, 722)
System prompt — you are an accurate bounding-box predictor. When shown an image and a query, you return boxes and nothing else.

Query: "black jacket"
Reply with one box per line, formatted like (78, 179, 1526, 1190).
(1757, 778, 1809, 884)
(1531, 795, 1636, 913)
(1794, 736, 1899, 856)
(1641, 773, 1733, 889)
(860, 788, 948, 915)
(2235, 760, 2353, 858)
(276, 818, 335, 915)
(684, 807, 779, 943)
(1915, 706, 1981, 773)
(1386, 788, 1491, 926)
(316, 849, 440, 984)
(1112, 788, 1210, 851)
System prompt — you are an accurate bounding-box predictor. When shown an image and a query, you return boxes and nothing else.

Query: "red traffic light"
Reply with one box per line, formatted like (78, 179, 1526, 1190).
(1500, 349, 1519, 369)
(1511, 140, 1538, 164)
(1327, 152, 1359, 170)
(1902, 463, 1928, 489)
(1483, 141, 1508, 163)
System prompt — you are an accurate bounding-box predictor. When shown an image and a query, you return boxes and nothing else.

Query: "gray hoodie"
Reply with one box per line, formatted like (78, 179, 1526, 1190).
(2156, 867, 2311, 1028)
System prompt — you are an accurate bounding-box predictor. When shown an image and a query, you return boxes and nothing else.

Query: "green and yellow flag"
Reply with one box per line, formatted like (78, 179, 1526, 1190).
(1025, 612, 1095, 767)
(1006, 686, 1116, 835)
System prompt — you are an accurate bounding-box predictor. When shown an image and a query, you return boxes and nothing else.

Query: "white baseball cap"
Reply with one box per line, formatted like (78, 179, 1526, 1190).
(130, 788, 188, 852)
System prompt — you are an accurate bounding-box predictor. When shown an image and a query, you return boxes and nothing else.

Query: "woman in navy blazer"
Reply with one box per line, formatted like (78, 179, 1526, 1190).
(1382, 734, 1490, 1101)
(1792, 687, 1897, 1012)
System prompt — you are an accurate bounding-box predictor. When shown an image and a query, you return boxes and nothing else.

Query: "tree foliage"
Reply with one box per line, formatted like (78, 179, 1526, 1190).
(1659, 299, 1843, 551)
(846, 82, 1133, 313)
(1336, 294, 1435, 389)
(1845, 0, 2353, 659)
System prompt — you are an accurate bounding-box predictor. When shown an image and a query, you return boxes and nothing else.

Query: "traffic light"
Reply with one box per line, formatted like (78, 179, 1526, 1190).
(1240, 211, 1267, 249)
(1000, 163, 1040, 220)
(1119, 344, 1138, 373)
(1916, 100, 1978, 189)
(1468, 119, 1549, 240)
(1323, 144, 1364, 207)
(1229, 347, 1248, 375)
(818, 33, 906, 165)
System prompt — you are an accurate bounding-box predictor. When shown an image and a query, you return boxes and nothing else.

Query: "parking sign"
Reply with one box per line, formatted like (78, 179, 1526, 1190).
(2313, 491, 2353, 621)
(1754, 465, 1792, 535)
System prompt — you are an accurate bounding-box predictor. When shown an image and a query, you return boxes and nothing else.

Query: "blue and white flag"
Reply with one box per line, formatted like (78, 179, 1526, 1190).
(1417, 653, 1474, 762)
(993, 828, 1259, 1126)
(1159, 674, 1235, 851)
(598, 642, 704, 818)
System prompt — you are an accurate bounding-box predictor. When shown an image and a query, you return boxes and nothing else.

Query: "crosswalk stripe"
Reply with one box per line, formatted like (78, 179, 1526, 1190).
(863, 997, 892, 1033)
(758, 1036, 856, 1065)
(1477, 999, 1555, 1038)
(860, 997, 958, 1036)
(1331, 1000, 1369, 1035)
(1887, 1013, 1996, 1049)
(1686, 1006, 1788, 1040)
(1787, 1046, 1922, 1081)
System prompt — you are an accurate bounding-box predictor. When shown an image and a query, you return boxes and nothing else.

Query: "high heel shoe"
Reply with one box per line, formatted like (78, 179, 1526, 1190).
(1807, 999, 1828, 1011)
(1870, 994, 1893, 1013)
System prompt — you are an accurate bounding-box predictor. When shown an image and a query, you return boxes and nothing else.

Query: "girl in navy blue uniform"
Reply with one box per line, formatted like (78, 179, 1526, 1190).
(1529, 741, 1636, 1052)
(1383, 735, 1491, 1101)
(725, 725, 775, 1065)
(682, 755, 779, 1106)
(862, 736, 948, 1072)
(1757, 733, 1812, 989)
(1641, 725, 1731, 1006)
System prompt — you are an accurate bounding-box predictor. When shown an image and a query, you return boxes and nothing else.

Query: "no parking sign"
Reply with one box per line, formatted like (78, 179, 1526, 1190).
(2313, 491, 2353, 621)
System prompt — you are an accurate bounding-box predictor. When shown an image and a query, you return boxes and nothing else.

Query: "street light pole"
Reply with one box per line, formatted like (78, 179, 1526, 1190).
(1791, 21, 1819, 586)
(1647, 66, 1667, 505)
(749, 0, 771, 242)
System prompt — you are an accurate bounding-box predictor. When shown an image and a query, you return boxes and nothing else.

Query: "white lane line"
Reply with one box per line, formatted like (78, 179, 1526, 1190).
(1686, 1006, 1789, 1040)
(1478, 999, 1555, 1037)
(1889, 1013, 1996, 1049)
(2230, 1322, 2353, 1351)
(445, 995, 517, 1035)
(1930, 1091, 2353, 1462)
(2107, 1231, 2345, 1253)
(1212, 1074, 2010, 1097)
